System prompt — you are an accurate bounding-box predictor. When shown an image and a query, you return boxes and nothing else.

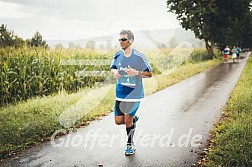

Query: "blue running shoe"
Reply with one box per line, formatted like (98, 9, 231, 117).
(125, 143, 136, 156)
(133, 115, 139, 128)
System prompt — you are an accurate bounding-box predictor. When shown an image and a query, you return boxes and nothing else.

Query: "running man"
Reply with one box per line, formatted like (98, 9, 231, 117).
(231, 46, 237, 63)
(223, 46, 230, 63)
(236, 46, 241, 60)
(110, 29, 152, 156)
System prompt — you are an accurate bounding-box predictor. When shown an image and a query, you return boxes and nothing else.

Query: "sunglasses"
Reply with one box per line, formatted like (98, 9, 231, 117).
(118, 38, 128, 42)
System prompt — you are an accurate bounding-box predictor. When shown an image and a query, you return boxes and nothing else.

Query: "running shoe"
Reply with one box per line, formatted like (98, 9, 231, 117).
(125, 143, 136, 156)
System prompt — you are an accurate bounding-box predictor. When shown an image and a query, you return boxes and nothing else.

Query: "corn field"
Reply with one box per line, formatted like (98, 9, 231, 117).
(0, 47, 210, 106)
(0, 47, 113, 106)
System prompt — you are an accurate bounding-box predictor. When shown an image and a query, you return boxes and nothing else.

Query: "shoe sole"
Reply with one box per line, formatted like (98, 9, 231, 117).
(125, 151, 135, 156)
(125, 153, 134, 156)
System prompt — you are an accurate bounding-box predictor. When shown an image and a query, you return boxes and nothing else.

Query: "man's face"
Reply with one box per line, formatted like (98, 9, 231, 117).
(119, 34, 132, 50)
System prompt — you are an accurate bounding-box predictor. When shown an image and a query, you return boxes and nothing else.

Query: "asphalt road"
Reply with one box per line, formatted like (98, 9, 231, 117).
(1, 52, 250, 167)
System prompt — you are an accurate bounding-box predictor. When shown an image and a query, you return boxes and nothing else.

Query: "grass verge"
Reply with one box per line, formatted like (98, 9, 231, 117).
(199, 54, 252, 166)
(0, 57, 221, 160)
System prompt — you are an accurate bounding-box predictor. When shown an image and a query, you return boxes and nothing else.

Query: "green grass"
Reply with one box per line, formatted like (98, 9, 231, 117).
(0, 49, 222, 159)
(202, 54, 252, 167)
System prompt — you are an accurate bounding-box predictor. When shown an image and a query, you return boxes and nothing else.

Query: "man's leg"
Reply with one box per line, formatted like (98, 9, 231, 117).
(124, 114, 136, 156)
(124, 115, 139, 143)
(114, 101, 140, 155)
(125, 114, 134, 144)
(115, 116, 124, 125)
(114, 100, 125, 125)
(124, 102, 140, 155)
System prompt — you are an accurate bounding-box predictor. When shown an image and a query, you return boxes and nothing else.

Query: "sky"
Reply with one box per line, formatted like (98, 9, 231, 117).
(0, 0, 181, 40)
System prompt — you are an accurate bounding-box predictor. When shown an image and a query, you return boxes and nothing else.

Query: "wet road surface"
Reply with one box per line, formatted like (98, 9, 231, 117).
(1, 52, 250, 167)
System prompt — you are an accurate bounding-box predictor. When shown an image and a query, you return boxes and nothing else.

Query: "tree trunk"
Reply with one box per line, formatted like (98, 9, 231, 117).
(205, 39, 214, 58)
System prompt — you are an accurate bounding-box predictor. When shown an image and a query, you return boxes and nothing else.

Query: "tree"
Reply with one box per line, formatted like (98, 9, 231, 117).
(0, 24, 13, 47)
(29, 31, 48, 48)
(69, 42, 76, 49)
(76, 43, 82, 49)
(98, 43, 105, 50)
(169, 36, 177, 48)
(167, 0, 217, 56)
(105, 40, 112, 50)
(214, 0, 252, 49)
(55, 43, 64, 49)
(157, 43, 167, 49)
(86, 40, 95, 50)
(0, 24, 24, 48)
(167, 0, 252, 54)
(243, 12, 252, 48)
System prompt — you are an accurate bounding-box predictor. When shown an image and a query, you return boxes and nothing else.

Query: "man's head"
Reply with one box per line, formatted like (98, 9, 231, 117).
(119, 29, 134, 50)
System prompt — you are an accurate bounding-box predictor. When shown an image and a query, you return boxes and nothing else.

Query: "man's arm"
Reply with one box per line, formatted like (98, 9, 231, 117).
(111, 69, 121, 79)
(139, 71, 152, 78)
(126, 65, 152, 78)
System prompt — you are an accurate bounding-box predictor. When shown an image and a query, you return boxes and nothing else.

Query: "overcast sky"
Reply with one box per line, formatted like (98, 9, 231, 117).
(0, 0, 181, 40)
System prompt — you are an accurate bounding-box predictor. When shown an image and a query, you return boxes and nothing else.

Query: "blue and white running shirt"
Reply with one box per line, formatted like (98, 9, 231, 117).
(110, 49, 152, 102)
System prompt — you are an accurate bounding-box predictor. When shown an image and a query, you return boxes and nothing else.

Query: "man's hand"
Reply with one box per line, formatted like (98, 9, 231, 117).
(111, 69, 122, 79)
(126, 65, 138, 77)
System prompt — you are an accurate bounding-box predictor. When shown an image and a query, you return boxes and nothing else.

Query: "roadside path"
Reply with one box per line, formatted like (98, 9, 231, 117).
(1, 52, 250, 167)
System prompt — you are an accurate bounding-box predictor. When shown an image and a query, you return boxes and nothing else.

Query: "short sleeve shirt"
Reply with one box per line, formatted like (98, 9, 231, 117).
(223, 48, 229, 54)
(110, 49, 152, 101)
